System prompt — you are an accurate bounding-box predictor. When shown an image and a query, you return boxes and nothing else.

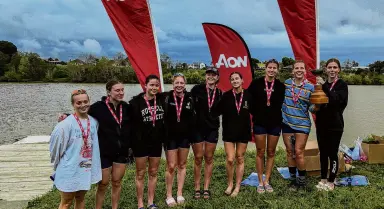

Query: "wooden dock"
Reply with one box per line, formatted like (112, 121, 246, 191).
(0, 136, 52, 204)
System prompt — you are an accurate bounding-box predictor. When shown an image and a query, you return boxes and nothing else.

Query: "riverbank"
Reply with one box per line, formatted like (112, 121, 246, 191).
(26, 149, 384, 209)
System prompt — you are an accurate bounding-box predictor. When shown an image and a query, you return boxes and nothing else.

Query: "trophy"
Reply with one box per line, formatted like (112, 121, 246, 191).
(309, 69, 329, 104)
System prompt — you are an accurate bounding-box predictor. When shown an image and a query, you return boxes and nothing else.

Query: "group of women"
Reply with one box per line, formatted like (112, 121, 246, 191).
(50, 58, 348, 209)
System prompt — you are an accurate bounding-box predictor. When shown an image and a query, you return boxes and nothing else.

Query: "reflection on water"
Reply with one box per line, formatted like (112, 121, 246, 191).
(1, 83, 383, 146)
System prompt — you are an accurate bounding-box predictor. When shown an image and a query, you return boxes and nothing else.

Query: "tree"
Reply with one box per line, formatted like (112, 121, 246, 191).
(369, 61, 384, 74)
(352, 60, 359, 67)
(160, 53, 172, 70)
(250, 58, 260, 70)
(182, 63, 188, 69)
(113, 52, 129, 66)
(281, 57, 295, 67)
(320, 60, 327, 69)
(0, 40, 17, 57)
(0, 51, 9, 76)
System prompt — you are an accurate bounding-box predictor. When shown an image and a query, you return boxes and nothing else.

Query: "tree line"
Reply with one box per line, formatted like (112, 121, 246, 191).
(1, 40, 384, 85)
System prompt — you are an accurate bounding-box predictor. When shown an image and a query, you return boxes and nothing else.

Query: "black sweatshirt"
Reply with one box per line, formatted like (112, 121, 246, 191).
(247, 77, 285, 128)
(191, 84, 222, 131)
(164, 90, 196, 139)
(214, 89, 252, 141)
(315, 79, 348, 131)
(128, 93, 166, 144)
(87, 96, 130, 158)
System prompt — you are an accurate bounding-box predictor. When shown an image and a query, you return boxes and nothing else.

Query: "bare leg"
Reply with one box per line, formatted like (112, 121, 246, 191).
(255, 134, 266, 184)
(231, 142, 247, 197)
(59, 191, 75, 209)
(111, 163, 126, 209)
(177, 148, 189, 197)
(203, 142, 217, 191)
(165, 150, 177, 204)
(224, 142, 235, 195)
(264, 135, 279, 184)
(282, 133, 296, 168)
(135, 157, 148, 209)
(147, 157, 161, 206)
(95, 167, 111, 209)
(192, 142, 204, 192)
(74, 191, 87, 209)
(294, 133, 309, 170)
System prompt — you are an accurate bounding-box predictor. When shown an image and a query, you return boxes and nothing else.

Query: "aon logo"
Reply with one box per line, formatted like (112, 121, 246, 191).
(215, 54, 248, 68)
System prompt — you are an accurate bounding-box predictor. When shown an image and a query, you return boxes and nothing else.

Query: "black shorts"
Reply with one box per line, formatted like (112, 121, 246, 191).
(132, 141, 162, 158)
(101, 154, 129, 169)
(164, 137, 190, 151)
(253, 125, 281, 136)
(281, 123, 309, 135)
(193, 129, 219, 144)
(222, 137, 249, 144)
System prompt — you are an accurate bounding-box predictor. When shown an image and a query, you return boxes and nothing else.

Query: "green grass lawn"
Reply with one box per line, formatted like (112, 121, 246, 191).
(26, 148, 384, 209)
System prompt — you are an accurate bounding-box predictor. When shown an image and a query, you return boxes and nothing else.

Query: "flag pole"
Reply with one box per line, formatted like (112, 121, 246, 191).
(316, 0, 320, 69)
(146, 0, 164, 92)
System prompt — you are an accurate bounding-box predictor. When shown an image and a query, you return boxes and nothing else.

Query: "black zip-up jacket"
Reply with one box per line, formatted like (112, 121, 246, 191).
(164, 90, 196, 139)
(315, 79, 348, 131)
(88, 96, 130, 158)
(128, 92, 166, 144)
(191, 84, 222, 131)
(214, 89, 252, 141)
(247, 77, 285, 128)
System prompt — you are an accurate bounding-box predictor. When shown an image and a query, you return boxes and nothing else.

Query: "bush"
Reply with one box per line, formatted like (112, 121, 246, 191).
(4, 70, 22, 81)
(52, 67, 69, 79)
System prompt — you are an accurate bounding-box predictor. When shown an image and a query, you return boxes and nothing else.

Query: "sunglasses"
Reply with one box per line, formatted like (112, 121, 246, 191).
(71, 89, 87, 96)
(173, 72, 185, 77)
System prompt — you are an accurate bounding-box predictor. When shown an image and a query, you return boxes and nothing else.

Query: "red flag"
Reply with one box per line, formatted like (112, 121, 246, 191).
(101, 0, 164, 91)
(202, 23, 254, 92)
(277, 0, 318, 84)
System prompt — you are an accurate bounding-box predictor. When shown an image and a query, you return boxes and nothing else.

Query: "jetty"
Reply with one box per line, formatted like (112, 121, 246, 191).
(0, 136, 52, 206)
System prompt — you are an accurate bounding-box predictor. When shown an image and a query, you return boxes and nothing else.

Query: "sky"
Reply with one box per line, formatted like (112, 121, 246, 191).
(0, 0, 383, 65)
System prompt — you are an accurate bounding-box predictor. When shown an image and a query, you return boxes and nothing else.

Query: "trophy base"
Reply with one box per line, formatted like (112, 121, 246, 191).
(310, 97, 329, 104)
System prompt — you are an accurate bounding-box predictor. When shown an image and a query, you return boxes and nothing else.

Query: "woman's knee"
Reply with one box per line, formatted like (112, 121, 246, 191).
(148, 168, 159, 178)
(194, 155, 203, 166)
(74, 192, 85, 202)
(136, 169, 146, 181)
(167, 162, 177, 173)
(204, 155, 214, 165)
(98, 179, 110, 189)
(267, 149, 276, 158)
(226, 157, 235, 166)
(236, 155, 245, 164)
(256, 148, 265, 158)
(111, 179, 122, 188)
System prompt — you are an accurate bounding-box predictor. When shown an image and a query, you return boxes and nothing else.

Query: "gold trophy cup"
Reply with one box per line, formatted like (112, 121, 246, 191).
(310, 83, 329, 104)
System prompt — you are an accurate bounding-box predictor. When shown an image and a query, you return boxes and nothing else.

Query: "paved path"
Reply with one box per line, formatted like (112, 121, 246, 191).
(0, 136, 52, 203)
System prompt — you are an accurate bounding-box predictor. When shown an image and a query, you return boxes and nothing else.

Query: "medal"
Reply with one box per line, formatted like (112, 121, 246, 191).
(329, 77, 339, 91)
(265, 77, 275, 107)
(232, 89, 244, 115)
(206, 85, 216, 112)
(173, 91, 184, 122)
(73, 113, 92, 159)
(291, 79, 306, 106)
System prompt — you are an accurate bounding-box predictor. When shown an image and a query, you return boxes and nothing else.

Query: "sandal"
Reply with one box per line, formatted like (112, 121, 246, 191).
(264, 184, 274, 193)
(257, 185, 265, 194)
(148, 204, 159, 209)
(165, 197, 177, 207)
(193, 190, 201, 199)
(315, 181, 326, 191)
(203, 190, 211, 199)
(177, 196, 185, 204)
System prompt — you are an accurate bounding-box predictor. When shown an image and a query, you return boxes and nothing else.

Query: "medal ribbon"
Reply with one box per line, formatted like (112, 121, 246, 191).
(264, 77, 275, 106)
(291, 79, 306, 106)
(173, 92, 184, 122)
(206, 85, 216, 112)
(105, 97, 122, 128)
(73, 113, 91, 159)
(144, 95, 157, 127)
(232, 89, 244, 115)
(329, 77, 339, 91)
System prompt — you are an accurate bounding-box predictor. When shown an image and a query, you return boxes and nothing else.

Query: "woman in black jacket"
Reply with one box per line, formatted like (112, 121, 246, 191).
(315, 58, 348, 191)
(247, 59, 285, 193)
(58, 79, 130, 209)
(128, 75, 166, 209)
(190, 67, 222, 199)
(214, 72, 252, 197)
(163, 73, 196, 206)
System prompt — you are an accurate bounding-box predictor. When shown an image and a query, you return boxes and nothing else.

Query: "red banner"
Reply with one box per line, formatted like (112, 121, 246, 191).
(101, 0, 163, 91)
(202, 23, 253, 92)
(277, 0, 317, 84)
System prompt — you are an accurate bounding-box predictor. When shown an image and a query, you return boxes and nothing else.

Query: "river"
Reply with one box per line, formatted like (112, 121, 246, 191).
(1, 83, 383, 146)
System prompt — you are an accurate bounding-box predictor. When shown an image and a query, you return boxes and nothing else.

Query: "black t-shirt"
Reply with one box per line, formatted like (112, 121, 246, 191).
(247, 77, 285, 128)
(128, 93, 166, 144)
(164, 90, 196, 138)
(315, 79, 348, 131)
(191, 84, 222, 131)
(215, 89, 252, 141)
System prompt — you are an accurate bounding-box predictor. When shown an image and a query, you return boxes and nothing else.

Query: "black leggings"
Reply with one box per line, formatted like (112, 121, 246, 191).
(316, 129, 343, 182)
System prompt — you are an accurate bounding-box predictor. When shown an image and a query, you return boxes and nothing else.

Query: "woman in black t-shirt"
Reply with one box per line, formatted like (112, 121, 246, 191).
(214, 72, 252, 197)
(128, 75, 166, 209)
(247, 59, 285, 193)
(164, 73, 196, 206)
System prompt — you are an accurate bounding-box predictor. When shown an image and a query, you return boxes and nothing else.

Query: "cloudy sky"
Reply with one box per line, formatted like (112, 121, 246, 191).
(0, 0, 383, 65)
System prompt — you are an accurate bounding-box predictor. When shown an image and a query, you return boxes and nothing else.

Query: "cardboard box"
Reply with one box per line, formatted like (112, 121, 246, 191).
(285, 140, 345, 176)
(362, 140, 384, 164)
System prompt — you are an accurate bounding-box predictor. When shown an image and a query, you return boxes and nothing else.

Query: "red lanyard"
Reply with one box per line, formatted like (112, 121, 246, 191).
(105, 97, 122, 128)
(329, 77, 338, 91)
(291, 79, 306, 106)
(73, 113, 92, 159)
(206, 85, 216, 112)
(144, 95, 157, 127)
(232, 89, 244, 115)
(173, 92, 184, 122)
(264, 77, 275, 106)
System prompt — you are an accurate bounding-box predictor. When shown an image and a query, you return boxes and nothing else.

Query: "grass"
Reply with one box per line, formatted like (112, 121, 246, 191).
(26, 148, 384, 209)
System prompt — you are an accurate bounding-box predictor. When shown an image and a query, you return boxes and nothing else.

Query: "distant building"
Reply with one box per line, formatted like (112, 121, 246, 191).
(69, 59, 86, 65)
(350, 66, 369, 71)
(200, 63, 206, 69)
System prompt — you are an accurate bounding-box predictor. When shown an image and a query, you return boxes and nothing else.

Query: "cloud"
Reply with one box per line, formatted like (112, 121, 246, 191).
(0, 0, 383, 64)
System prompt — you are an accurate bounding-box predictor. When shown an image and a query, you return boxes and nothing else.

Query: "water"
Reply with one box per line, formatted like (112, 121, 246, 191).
(1, 83, 383, 146)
